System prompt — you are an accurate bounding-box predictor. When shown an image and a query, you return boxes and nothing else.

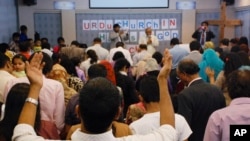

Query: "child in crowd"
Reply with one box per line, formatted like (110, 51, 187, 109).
(33, 39, 42, 52)
(19, 41, 31, 59)
(12, 54, 27, 78)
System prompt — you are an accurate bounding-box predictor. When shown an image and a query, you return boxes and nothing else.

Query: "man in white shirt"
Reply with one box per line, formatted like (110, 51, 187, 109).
(139, 27, 159, 55)
(109, 42, 133, 65)
(133, 44, 152, 66)
(13, 49, 177, 141)
(0, 53, 15, 103)
(86, 37, 109, 60)
(130, 75, 192, 141)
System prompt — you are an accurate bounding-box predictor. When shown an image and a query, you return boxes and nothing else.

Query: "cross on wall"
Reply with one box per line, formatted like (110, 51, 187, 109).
(207, 2, 242, 41)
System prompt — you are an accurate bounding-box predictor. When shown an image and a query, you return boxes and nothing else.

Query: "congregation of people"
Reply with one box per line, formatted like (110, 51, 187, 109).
(0, 21, 249, 141)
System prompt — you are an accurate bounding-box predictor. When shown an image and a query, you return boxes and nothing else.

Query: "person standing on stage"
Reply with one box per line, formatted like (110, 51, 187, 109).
(110, 24, 129, 49)
(192, 21, 215, 46)
(139, 27, 159, 55)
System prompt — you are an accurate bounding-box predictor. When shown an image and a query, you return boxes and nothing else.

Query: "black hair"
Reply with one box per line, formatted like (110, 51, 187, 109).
(51, 53, 60, 65)
(0, 83, 41, 141)
(0, 53, 10, 68)
(116, 42, 124, 47)
(59, 54, 78, 76)
(189, 40, 201, 51)
(139, 75, 160, 103)
(79, 43, 88, 49)
(227, 70, 250, 99)
(12, 54, 27, 64)
(0, 43, 9, 53)
(20, 25, 27, 32)
(178, 59, 200, 75)
(239, 36, 248, 46)
(57, 37, 65, 44)
(152, 52, 163, 65)
(112, 51, 125, 61)
(230, 38, 238, 44)
(34, 39, 41, 43)
(88, 64, 107, 79)
(139, 44, 147, 50)
(170, 38, 179, 46)
(93, 37, 102, 43)
(19, 41, 30, 52)
(238, 51, 250, 66)
(79, 77, 120, 133)
(113, 24, 120, 29)
(87, 50, 98, 64)
(29, 52, 53, 75)
(41, 37, 48, 43)
(12, 32, 20, 39)
(201, 21, 209, 26)
(114, 58, 130, 72)
(214, 47, 223, 55)
(71, 40, 80, 46)
(71, 57, 81, 67)
(223, 53, 242, 78)
(214, 47, 226, 61)
(41, 43, 51, 50)
(230, 45, 241, 53)
(220, 38, 230, 46)
(27, 38, 33, 42)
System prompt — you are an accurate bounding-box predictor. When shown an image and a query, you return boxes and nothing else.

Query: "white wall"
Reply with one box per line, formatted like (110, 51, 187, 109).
(18, 0, 222, 44)
(235, 0, 250, 8)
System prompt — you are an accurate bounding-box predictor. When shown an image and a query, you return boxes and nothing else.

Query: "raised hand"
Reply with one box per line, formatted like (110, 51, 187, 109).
(25, 52, 44, 88)
(206, 67, 215, 78)
(158, 49, 172, 79)
(119, 30, 124, 35)
(206, 67, 215, 84)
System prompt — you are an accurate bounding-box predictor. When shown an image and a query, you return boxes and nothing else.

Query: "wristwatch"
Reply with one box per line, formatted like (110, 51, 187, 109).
(25, 98, 38, 106)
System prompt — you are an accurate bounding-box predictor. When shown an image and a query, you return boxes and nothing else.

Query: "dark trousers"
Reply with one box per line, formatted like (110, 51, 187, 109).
(170, 68, 179, 95)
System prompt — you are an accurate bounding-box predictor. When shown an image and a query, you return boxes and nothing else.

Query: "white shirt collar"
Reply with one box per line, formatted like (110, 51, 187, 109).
(190, 50, 200, 53)
(119, 71, 128, 76)
(71, 129, 116, 141)
(93, 44, 102, 47)
(187, 77, 202, 87)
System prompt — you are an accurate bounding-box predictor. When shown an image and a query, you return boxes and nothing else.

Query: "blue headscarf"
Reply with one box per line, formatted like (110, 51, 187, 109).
(199, 49, 224, 82)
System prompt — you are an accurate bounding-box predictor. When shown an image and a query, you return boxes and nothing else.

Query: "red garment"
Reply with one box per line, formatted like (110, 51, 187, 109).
(19, 52, 30, 60)
(53, 45, 60, 53)
(99, 60, 117, 85)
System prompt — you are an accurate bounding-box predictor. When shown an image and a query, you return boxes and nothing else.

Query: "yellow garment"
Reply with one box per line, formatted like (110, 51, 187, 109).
(204, 41, 215, 50)
(34, 46, 42, 52)
(48, 64, 77, 105)
(5, 50, 15, 61)
(12, 71, 26, 78)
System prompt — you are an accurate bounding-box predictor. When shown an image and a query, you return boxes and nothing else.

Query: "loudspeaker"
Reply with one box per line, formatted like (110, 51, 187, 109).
(23, 0, 37, 6)
(223, 0, 234, 5)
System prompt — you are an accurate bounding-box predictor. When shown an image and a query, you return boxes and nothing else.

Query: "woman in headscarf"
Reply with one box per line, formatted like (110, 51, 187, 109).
(199, 49, 224, 82)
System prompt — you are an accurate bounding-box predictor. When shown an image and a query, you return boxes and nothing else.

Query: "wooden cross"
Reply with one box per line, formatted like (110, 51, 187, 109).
(207, 2, 242, 41)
